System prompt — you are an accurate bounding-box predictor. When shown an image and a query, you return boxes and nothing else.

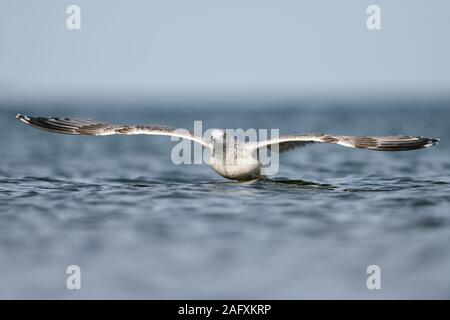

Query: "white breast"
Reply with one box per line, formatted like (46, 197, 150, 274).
(209, 143, 262, 181)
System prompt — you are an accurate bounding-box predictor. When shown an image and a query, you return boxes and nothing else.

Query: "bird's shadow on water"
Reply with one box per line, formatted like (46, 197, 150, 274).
(211, 177, 337, 191)
(207, 175, 450, 193)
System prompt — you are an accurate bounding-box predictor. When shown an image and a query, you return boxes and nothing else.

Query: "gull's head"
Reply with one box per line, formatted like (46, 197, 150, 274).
(210, 129, 226, 144)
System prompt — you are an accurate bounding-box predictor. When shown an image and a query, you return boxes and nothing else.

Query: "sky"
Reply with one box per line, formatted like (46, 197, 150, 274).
(1, 0, 450, 102)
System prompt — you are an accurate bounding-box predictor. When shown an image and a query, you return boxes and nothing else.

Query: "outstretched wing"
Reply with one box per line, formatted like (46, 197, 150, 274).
(254, 133, 439, 153)
(16, 114, 211, 149)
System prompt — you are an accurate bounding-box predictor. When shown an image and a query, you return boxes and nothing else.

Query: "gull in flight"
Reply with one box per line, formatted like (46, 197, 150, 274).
(16, 114, 439, 181)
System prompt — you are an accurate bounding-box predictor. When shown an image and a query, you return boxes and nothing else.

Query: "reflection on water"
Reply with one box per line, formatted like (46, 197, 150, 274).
(265, 177, 336, 189)
(0, 102, 449, 298)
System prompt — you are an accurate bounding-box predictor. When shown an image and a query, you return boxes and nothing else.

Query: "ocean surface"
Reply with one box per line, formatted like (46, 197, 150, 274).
(0, 99, 449, 299)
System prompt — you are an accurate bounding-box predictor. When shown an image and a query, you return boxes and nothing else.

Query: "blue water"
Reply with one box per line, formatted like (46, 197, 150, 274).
(0, 99, 449, 298)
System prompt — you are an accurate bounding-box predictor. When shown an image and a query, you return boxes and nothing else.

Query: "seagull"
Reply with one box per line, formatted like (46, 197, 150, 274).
(16, 114, 439, 181)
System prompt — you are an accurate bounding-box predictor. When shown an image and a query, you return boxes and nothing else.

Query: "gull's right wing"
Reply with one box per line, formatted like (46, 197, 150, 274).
(252, 133, 439, 153)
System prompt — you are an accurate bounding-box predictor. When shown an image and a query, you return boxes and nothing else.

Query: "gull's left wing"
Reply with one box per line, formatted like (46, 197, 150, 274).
(16, 114, 211, 149)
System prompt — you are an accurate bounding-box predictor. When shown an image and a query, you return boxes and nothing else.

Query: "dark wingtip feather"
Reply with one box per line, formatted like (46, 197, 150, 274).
(425, 137, 439, 148)
(16, 114, 31, 124)
(372, 136, 440, 151)
(16, 114, 80, 135)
